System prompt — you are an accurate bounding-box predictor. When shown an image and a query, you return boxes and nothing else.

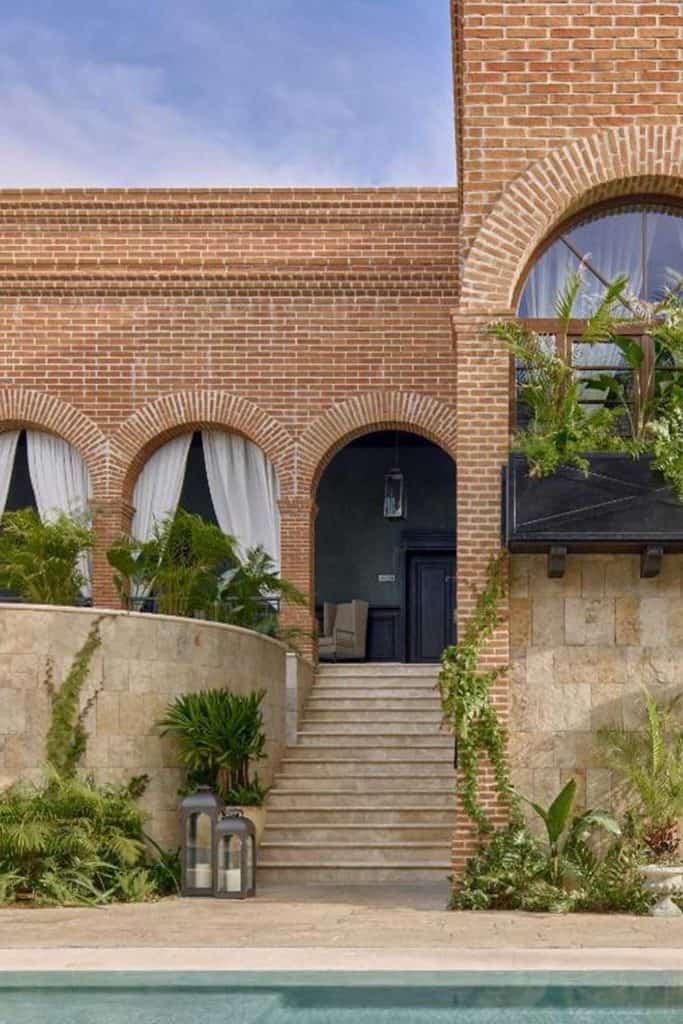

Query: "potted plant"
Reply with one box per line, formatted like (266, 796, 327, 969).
(158, 688, 269, 845)
(599, 689, 683, 916)
(498, 278, 683, 552)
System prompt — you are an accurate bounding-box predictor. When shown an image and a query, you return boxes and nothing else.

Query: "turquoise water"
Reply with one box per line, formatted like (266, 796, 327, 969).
(0, 972, 682, 1022)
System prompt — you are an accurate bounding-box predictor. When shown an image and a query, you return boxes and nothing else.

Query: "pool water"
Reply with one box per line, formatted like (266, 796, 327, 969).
(1, 972, 682, 1023)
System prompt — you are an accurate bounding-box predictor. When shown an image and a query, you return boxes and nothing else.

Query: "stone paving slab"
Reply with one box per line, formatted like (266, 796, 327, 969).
(1, 885, 683, 960)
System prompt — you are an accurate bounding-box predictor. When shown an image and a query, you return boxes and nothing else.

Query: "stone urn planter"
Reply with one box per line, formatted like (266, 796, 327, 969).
(640, 864, 683, 916)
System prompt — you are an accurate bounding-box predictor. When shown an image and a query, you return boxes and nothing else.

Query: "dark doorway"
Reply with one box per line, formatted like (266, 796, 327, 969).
(315, 430, 456, 663)
(407, 551, 456, 662)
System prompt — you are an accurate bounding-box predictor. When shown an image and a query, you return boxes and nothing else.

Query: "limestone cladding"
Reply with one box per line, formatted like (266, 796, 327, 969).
(508, 554, 683, 816)
(0, 605, 300, 847)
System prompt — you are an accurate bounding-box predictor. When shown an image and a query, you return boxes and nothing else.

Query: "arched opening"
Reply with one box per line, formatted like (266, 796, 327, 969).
(512, 198, 683, 434)
(131, 429, 280, 566)
(314, 429, 456, 664)
(0, 428, 93, 600)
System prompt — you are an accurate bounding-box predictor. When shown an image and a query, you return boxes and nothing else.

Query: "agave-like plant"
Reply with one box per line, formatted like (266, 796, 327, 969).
(598, 689, 683, 862)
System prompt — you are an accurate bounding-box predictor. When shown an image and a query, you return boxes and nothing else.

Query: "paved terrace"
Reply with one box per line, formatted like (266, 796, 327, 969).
(1, 884, 683, 971)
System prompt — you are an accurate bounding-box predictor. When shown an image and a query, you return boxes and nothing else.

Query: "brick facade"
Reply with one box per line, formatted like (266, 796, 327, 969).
(1, 4, 682, 876)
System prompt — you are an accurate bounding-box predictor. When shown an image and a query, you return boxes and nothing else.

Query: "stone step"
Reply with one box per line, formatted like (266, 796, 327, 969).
(305, 697, 439, 711)
(303, 710, 442, 724)
(257, 865, 450, 884)
(316, 664, 439, 678)
(259, 841, 449, 866)
(298, 720, 445, 735)
(267, 790, 455, 810)
(271, 776, 455, 794)
(263, 824, 453, 843)
(277, 759, 451, 778)
(295, 732, 451, 748)
(315, 684, 438, 700)
(265, 806, 454, 826)
(287, 742, 452, 760)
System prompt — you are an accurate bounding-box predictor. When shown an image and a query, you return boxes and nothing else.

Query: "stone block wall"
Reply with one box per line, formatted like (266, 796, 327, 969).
(0, 605, 303, 847)
(509, 553, 683, 815)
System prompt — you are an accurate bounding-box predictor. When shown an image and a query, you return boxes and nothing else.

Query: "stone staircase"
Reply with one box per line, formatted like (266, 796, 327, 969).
(258, 664, 455, 885)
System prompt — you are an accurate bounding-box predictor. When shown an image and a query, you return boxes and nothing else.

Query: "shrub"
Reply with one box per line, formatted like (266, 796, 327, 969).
(598, 689, 683, 861)
(158, 688, 268, 805)
(0, 507, 94, 605)
(0, 617, 179, 906)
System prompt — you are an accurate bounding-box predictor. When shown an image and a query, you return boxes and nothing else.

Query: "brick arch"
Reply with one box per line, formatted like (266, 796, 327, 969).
(460, 123, 683, 313)
(297, 391, 458, 496)
(0, 388, 109, 498)
(110, 391, 295, 501)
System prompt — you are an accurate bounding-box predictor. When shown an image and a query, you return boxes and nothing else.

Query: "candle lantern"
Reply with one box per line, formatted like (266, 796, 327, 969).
(214, 809, 256, 899)
(180, 786, 220, 897)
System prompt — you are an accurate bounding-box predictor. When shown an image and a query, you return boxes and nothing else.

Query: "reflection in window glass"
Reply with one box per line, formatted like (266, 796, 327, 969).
(519, 205, 683, 317)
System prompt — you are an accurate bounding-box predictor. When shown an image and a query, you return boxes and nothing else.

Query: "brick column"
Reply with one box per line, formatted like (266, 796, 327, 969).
(279, 495, 317, 659)
(91, 499, 134, 608)
(452, 309, 514, 873)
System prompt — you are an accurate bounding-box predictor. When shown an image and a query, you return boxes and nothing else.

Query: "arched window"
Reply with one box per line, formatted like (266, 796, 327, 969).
(519, 202, 683, 317)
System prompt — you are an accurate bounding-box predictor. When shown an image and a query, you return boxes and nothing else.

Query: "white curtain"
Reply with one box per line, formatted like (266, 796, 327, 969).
(0, 431, 19, 516)
(131, 433, 192, 541)
(27, 431, 93, 595)
(202, 431, 280, 569)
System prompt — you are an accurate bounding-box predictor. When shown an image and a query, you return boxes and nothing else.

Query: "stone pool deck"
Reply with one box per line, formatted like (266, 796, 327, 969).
(1, 884, 683, 971)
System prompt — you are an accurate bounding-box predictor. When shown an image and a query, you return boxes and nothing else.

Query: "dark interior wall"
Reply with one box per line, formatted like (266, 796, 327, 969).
(315, 434, 456, 607)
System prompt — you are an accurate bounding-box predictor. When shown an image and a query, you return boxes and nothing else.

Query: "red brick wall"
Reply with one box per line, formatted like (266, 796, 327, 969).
(453, 0, 683, 256)
(0, 189, 460, 615)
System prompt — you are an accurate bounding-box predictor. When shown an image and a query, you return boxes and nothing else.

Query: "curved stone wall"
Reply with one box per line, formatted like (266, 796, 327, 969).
(0, 605, 297, 846)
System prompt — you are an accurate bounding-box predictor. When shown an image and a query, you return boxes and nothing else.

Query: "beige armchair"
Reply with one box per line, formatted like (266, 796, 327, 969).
(318, 600, 369, 661)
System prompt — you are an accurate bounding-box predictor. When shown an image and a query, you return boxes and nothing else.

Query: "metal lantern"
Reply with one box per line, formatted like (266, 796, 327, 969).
(214, 809, 256, 899)
(180, 786, 220, 897)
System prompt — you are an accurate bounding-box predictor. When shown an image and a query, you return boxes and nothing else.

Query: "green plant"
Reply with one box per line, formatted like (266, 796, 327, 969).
(0, 623, 175, 907)
(158, 688, 268, 805)
(0, 507, 94, 605)
(598, 689, 683, 861)
(107, 509, 237, 617)
(450, 813, 650, 915)
(524, 777, 620, 886)
(214, 544, 308, 643)
(438, 554, 519, 833)
(44, 618, 103, 777)
(0, 770, 150, 906)
(497, 275, 683, 498)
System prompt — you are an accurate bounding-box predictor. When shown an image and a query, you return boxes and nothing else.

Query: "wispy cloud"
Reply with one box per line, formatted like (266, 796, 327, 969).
(0, 2, 455, 187)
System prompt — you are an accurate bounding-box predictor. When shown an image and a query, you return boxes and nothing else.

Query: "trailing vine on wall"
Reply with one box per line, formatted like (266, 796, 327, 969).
(44, 617, 105, 776)
(438, 554, 520, 834)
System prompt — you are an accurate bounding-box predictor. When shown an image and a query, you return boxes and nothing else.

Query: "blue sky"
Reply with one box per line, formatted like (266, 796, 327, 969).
(0, 1, 455, 187)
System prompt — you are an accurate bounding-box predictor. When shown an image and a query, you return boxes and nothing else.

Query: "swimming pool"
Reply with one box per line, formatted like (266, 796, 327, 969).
(0, 971, 682, 1022)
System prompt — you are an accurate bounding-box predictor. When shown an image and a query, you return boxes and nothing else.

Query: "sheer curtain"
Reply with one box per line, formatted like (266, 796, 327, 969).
(202, 431, 280, 569)
(0, 431, 19, 515)
(131, 434, 192, 541)
(26, 431, 93, 595)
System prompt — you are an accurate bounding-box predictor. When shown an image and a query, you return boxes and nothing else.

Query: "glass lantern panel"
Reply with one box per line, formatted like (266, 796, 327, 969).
(186, 813, 212, 889)
(245, 836, 255, 892)
(383, 473, 405, 518)
(217, 835, 243, 893)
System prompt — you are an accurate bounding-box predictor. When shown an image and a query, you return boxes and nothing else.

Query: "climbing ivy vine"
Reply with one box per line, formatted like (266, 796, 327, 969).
(44, 617, 104, 776)
(438, 554, 520, 834)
